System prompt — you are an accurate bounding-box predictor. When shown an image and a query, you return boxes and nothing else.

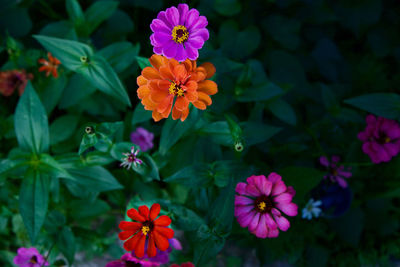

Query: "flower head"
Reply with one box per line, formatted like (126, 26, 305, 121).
(131, 127, 154, 152)
(106, 253, 159, 267)
(234, 173, 298, 238)
(302, 198, 322, 220)
(170, 263, 195, 267)
(120, 147, 143, 170)
(119, 203, 174, 258)
(0, 70, 32, 96)
(13, 247, 49, 267)
(137, 54, 217, 122)
(150, 3, 209, 61)
(319, 155, 352, 188)
(38, 52, 61, 78)
(358, 114, 400, 164)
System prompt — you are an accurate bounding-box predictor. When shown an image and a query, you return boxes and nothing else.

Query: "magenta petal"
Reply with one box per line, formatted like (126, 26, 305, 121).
(235, 182, 247, 195)
(150, 18, 171, 33)
(153, 46, 163, 55)
(267, 172, 282, 183)
(336, 177, 348, 188)
(257, 179, 272, 196)
(254, 214, 268, 238)
(234, 195, 254, 206)
(271, 180, 287, 196)
(177, 3, 189, 25)
(191, 28, 209, 42)
(153, 32, 171, 46)
(366, 114, 376, 124)
(265, 213, 277, 229)
(273, 215, 290, 231)
(237, 211, 256, 228)
(273, 193, 293, 204)
(185, 8, 200, 28)
(187, 36, 205, 49)
(384, 143, 400, 157)
(234, 205, 253, 217)
(190, 16, 208, 31)
(276, 202, 298, 217)
(268, 227, 280, 238)
(319, 156, 329, 167)
(157, 11, 173, 28)
(248, 212, 260, 232)
(163, 41, 178, 59)
(166, 6, 179, 26)
(185, 43, 199, 60)
(175, 45, 187, 62)
(245, 184, 262, 197)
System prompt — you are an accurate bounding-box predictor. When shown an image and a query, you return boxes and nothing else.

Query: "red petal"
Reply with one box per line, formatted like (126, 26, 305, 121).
(154, 226, 174, 239)
(138, 205, 150, 220)
(119, 221, 142, 231)
(149, 203, 161, 221)
(147, 232, 157, 258)
(153, 215, 171, 226)
(123, 233, 141, 251)
(118, 230, 135, 240)
(127, 208, 146, 222)
(153, 230, 169, 251)
(134, 233, 147, 258)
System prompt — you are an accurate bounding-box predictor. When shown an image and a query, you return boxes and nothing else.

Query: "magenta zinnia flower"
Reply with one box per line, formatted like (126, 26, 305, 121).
(234, 173, 298, 238)
(13, 247, 49, 267)
(150, 3, 209, 62)
(320, 155, 352, 188)
(130, 127, 154, 152)
(358, 114, 400, 164)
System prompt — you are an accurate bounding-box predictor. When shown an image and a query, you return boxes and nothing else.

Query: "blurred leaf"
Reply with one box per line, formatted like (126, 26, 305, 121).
(214, 0, 241, 16)
(50, 115, 79, 145)
(98, 41, 140, 73)
(14, 82, 49, 155)
(39, 21, 77, 40)
(38, 75, 68, 114)
(344, 93, 400, 120)
(330, 208, 364, 246)
(70, 199, 110, 218)
(37, 154, 74, 180)
(85, 0, 119, 35)
(242, 122, 281, 146)
(209, 179, 235, 233)
(66, 0, 85, 25)
(312, 38, 343, 82)
(0, 6, 32, 37)
(264, 15, 300, 50)
(59, 74, 96, 108)
(57, 227, 76, 266)
(136, 56, 151, 69)
(164, 163, 211, 187)
(199, 121, 233, 146)
(194, 224, 225, 266)
(78, 133, 98, 155)
(19, 171, 49, 243)
(131, 104, 152, 126)
(235, 82, 284, 102)
(267, 98, 297, 125)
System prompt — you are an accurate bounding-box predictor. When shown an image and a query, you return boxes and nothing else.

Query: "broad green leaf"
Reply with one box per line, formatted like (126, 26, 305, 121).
(78, 133, 98, 155)
(235, 82, 284, 102)
(131, 104, 152, 126)
(37, 154, 73, 180)
(164, 163, 211, 187)
(59, 74, 96, 109)
(39, 21, 78, 40)
(57, 227, 76, 266)
(70, 199, 111, 218)
(330, 208, 364, 246)
(14, 82, 49, 155)
(98, 42, 140, 73)
(85, 1, 118, 35)
(242, 122, 281, 146)
(50, 115, 79, 145)
(194, 224, 225, 266)
(344, 93, 400, 119)
(64, 166, 122, 192)
(19, 171, 49, 243)
(38, 74, 68, 114)
(159, 108, 199, 155)
(136, 56, 151, 69)
(167, 203, 206, 231)
(209, 179, 235, 233)
(66, 0, 85, 25)
(199, 121, 233, 146)
(267, 98, 297, 125)
(264, 15, 300, 51)
(214, 0, 241, 16)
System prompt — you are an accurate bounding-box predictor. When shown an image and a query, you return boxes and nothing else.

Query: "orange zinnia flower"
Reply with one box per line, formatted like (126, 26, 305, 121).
(137, 54, 218, 122)
(38, 52, 61, 78)
(118, 203, 174, 258)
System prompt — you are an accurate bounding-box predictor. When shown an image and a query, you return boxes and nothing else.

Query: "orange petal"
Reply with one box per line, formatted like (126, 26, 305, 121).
(152, 110, 164, 122)
(159, 66, 174, 80)
(192, 100, 207, 110)
(198, 80, 218, 95)
(153, 230, 170, 251)
(153, 215, 171, 226)
(185, 89, 198, 102)
(123, 233, 141, 251)
(200, 62, 216, 79)
(127, 208, 146, 222)
(173, 64, 188, 83)
(198, 91, 212, 106)
(174, 96, 189, 111)
(147, 232, 157, 257)
(134, 233, 147, 258)
(138, 205, 149, 220)
(38, 58, 48, 65)
(157, 94, 173, 114)
(38, 66, 48, 72)
(119, 221, 142, 231)
(155, 226, 174, 239)
(149, 203, 161, 221)
(149, 54, 165, 70)
(137, 75, 148, 86)
(181, 107, 189, 121)
(142, 67, 161, 80)
(184, 80, 198, 92)
(182, 59, 194, 72)
(137, 85, 150, 99)
(52, 68, 58, 78)
(172, 107, 182, 120)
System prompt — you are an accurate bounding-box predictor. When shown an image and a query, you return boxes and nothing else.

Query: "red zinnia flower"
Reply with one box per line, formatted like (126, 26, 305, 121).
(0, 70, 33, 96)
(38, 52, 61, 78)
(118, 203, 174, 258)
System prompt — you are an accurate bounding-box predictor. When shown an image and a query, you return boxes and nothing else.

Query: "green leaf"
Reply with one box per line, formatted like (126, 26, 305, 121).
(136, 56, 151, 69)
(64, 166, 123, 192)
(199, 121, 233, 146)
(344, 93, 400, 119)
(70, 199, 111, 218)
(214, 0, 241, 16)
(209, 179, 235, 233)
(66, 0, 85, 26)
(242, 122, 281, 146)
(85, 1, 119, 35)
(50, 115, 78, 145)
(164, 163, 211, 187)
(235, 82, 284, 102)
(59, 74, 96, 109)
(57, 227, 76, 266)
(264, 15, 300, 51)
(14, 82, 49, 155)
(278, 166, 324, 203)
(159, 108, 199, 155)
(38, 75, 68, 114)
(194, 225, 225, 266)
(78, 133, 98, 155)
(267, 98, 297, 125)
(19, 171, 49, 243)
(37, 154, 74, 180)
(131, 104, 152, 126)
(98, 42, 140, 73)
(166, 204, 206, 231)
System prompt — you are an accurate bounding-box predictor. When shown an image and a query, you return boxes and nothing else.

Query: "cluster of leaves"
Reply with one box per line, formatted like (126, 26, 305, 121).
(1, 0, 400, 266)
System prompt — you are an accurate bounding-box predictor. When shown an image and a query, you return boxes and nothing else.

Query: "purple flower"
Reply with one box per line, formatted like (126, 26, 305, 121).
(120, 146, 143, 170)
(13, 247, 49, 267)
(358, 114, 400, 164)
(150, 3, 209, 61)
(106, 238, 182, 267)
(130, 127, 154, 152)
(319, 156, 352, 188)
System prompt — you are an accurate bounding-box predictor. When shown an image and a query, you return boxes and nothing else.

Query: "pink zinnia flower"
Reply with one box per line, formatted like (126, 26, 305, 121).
(234, 173, 298, 238)
(0, 70, 33, 97)
(319, 156, 352, 188)
(13, 247, 49, 267)
(358, 114, 400, 164)
(130, 127, 154, 152)
(150, 3, 209, 61)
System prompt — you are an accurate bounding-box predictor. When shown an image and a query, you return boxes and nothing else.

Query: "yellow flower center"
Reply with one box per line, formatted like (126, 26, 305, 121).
(384, 137, 391, 143)
(141, 226, 150, 235)
(172, 25, 189, 44)
(168, 82, 185, 97)
(257, 201, 266, 211)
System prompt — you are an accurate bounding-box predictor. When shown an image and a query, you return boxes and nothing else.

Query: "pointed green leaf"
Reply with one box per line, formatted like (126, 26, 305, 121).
(14, 82, 49, 155)
(57, 227, 76, 266)
(344, 93, 400, 119)
(267, 98, 297, 125)
(85, 1, 118, 35)
(136, 56, 151, 69)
